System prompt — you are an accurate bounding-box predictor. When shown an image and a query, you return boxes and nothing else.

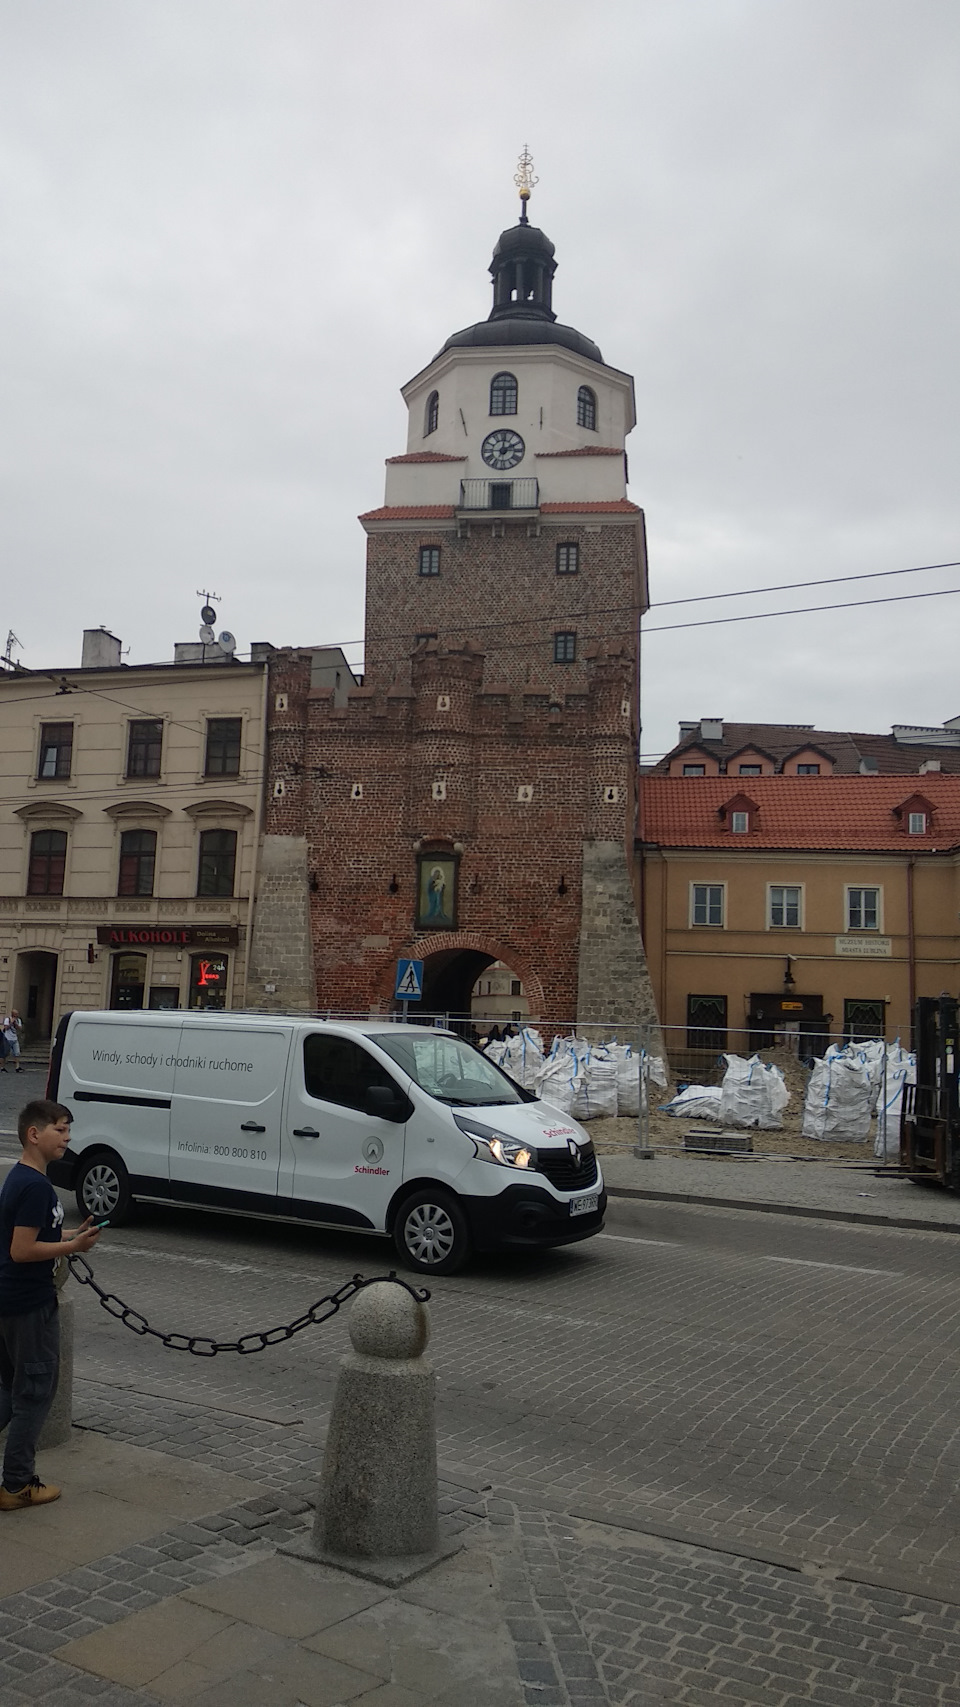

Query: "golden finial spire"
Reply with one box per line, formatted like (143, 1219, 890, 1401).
(514, 145, 538, 223)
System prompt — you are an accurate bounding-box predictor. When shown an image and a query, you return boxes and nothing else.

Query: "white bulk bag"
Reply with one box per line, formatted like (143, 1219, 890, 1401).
(874, 1043, 916, 1159)
(572, 1049, 619, 1121)
(535, 1046, 582, 1116)
(661, 1084, 723, 1122)
(802, 1055, 873, 1141)
(719, 1054, 790, 1130)
(500, 1027, 544, 1091)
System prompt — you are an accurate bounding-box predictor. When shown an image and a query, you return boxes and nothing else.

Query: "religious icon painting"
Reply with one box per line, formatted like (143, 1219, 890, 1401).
(416, 855, 457, 930)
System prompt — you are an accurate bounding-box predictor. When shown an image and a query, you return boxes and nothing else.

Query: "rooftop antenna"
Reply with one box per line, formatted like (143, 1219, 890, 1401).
(1, 631, 21, 671)
(197, 588, 221, 647)
(514, 144, 538, 226)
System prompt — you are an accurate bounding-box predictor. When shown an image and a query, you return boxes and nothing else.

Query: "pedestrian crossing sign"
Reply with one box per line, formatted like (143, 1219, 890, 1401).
(394, 959, 424, 1001)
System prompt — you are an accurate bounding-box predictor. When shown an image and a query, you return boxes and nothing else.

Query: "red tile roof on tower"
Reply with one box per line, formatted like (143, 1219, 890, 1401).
(639, 775, 960, 852)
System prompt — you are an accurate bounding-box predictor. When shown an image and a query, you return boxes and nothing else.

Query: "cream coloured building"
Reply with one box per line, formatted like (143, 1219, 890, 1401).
(0, 628, 268, 1043)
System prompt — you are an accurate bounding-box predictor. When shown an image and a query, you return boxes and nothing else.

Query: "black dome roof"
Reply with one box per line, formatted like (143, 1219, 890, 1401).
(437, 317, 603, 363)
(434, 213, 602, 365)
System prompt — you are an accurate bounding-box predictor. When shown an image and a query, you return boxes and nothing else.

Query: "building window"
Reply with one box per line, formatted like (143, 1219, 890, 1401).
(204, 718, 242, 777)
(577, 385, 597, 431)
(796, 763, 820, 775)
(424, 390, 439, 436)
(731, 811, 749, 833)
(554, 631, 577, 664)
(691, 883, 724, 927)
(687, 994, 728, 1052)
(556, 542, 579, 575)
(908, 811, 927, 834)
(489, 372, 518, 416)
(769, 885, 802, 928)
(738, 764, 761, 776)
(844, 998, 886, 1042)
(126, 719, 163, 778)
(510, 979, 522, 996)
(683, 764, 705, 777)
(118, 829, 157, 897)
(847, 886, 880, 931)
(197, 828, 237, 897)
(418, 546, 441, 576)
(27, 829, 67, 895)
(190, 953, 228, 1011)
(37, 723, 73, 781)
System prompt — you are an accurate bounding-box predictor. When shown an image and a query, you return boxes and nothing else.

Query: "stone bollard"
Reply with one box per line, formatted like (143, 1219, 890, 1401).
(38, 1293, 74, 1450)
(299, 1280, 461, 1586)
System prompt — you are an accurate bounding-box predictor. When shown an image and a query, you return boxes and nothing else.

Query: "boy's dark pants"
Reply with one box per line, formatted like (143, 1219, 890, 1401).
(0, 1299, 60, 1490)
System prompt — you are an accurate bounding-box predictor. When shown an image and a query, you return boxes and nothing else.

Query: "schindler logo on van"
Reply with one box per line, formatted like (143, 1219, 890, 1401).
(47, 1011, 605, 1276)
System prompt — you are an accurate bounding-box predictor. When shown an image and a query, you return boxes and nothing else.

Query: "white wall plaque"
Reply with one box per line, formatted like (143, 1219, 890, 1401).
(835, 935, 892, 958)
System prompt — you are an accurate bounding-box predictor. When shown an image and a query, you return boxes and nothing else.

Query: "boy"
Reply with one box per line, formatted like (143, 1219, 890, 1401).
(0, 1100, 100, 1510)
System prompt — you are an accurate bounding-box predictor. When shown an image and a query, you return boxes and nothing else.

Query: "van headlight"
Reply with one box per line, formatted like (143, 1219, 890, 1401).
(454, 1114, 536, 1170)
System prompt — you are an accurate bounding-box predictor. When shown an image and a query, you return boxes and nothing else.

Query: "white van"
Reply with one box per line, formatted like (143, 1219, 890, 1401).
(47, 1011, 606, 1274)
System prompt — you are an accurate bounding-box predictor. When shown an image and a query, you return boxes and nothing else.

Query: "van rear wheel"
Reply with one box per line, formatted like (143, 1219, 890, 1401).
(393, 1188, 470, 1276)
(76, 1152, 132, 1227)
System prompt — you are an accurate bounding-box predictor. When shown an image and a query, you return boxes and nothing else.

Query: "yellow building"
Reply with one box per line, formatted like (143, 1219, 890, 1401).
(639, 774, 960, 1063)
(0, 628, 267, 1042)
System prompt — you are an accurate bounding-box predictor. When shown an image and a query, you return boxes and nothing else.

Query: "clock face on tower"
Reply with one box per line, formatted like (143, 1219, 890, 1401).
(481, 428, 525, 471)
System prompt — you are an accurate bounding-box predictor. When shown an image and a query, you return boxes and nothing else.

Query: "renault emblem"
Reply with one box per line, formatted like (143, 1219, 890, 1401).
(567, 1138, 582, 1168)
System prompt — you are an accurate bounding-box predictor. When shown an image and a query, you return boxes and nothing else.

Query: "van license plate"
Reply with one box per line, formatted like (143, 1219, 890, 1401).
(569, 1192, 599, 1217)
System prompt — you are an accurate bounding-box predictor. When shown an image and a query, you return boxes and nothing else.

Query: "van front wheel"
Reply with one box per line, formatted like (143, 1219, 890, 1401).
(393, 1189, 470, 1276)
(76, 1152, 132, 1227)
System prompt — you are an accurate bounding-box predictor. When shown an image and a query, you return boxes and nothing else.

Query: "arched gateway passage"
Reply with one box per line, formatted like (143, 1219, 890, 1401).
(388, 934, 545, 1025)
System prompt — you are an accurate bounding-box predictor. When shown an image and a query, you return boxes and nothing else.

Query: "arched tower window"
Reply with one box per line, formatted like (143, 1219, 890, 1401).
(424, 390, 439, 436)
(489, 372, 518, 416)
(577, 385, 597, 431)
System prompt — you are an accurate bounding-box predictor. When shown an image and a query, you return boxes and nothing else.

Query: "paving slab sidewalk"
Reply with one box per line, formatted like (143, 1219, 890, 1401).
(601, 1149, 960, 1231)
(4, 1421, 960, 1706)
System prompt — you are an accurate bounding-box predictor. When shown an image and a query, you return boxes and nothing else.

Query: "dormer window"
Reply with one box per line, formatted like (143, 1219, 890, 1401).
(490, 372, 517, 416)
(424, 391, 439, 436)
(909, 811, 927, 835)
(719, 792, 758, 834)
(577, 386, 597, 431)
(894, 793, 934, 836)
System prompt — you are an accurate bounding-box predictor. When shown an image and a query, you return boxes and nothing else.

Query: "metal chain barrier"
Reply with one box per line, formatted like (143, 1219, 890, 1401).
(66, 1254, 429, 1357)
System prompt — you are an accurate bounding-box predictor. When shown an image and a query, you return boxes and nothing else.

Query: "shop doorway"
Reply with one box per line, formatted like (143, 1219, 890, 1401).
(13, 951, 59, 1044)
(110, 952, 147, 1010)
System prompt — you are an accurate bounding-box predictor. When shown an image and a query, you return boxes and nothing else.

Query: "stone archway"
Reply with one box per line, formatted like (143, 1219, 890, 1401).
(380, 932, 546, 1020)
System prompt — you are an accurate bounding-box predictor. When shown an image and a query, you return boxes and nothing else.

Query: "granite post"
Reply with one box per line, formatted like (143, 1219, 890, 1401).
(38, 1293, 74, 1450)
(303, 1280, 459, 1585)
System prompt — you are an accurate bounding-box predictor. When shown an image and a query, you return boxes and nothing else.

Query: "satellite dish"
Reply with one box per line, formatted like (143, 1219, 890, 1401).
(200, 604, 217, 625)
(199, 625, 215, 644)
(219, 631, 237, 655)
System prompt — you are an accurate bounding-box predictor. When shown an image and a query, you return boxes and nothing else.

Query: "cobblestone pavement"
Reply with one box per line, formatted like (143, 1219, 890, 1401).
(51, 1194, 960, 1594)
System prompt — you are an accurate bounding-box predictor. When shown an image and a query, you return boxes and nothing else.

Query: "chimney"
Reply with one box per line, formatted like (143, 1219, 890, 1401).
(919, 758, 942, 774)
(699, 718, 723, 742)
(81, 628, 122, 669)
(859, 756, 879, 774)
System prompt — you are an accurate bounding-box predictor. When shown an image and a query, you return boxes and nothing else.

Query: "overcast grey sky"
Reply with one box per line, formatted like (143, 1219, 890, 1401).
(1, 0, 957, 757)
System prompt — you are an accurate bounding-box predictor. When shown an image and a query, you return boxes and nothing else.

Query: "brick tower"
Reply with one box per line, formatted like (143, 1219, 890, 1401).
(249, 164, 659, 1031)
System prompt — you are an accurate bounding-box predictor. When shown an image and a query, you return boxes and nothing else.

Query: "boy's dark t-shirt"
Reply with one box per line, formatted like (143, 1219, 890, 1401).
(0, 1162, 64, 1315)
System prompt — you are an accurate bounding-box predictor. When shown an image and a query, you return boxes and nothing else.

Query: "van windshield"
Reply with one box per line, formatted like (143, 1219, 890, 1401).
(370, 1032, 528, 1106)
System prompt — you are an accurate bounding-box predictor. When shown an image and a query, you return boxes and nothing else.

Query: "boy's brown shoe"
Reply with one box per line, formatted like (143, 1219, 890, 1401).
(0, 1478, 62, 1511)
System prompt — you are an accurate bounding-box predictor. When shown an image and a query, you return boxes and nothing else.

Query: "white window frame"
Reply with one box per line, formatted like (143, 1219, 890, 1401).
(768, 883, 803, 929)
(690, 882, 725, 928)
(908, 811, 927, 835)
(846, 885, 882, 932)
(731, 810, 749, 833)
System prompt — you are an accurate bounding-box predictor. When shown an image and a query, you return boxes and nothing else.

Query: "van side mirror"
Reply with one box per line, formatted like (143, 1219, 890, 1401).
(365, 1083, 408, 1122)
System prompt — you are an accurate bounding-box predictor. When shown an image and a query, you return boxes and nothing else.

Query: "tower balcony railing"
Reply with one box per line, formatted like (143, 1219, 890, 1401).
(458, 477, 539, 513)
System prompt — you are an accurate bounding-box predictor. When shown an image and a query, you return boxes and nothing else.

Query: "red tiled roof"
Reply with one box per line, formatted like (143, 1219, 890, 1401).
(654, 721, 960, 775)
(385, 452, 466, 463)
(639, 775, 960, 852)
(536, 446, 623, 458)
(359, 505, 456, 521)
(541, 499, 640, 514)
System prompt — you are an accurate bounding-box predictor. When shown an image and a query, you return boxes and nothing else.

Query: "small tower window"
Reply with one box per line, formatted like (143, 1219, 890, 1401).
(490, 372, 518, 416)
(418, 546, 441, 576)
(424, 391, 439, 437)
(554, 631, 577, 664)
(577, 386, 597, 431)
(556, 542, 579, 575)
